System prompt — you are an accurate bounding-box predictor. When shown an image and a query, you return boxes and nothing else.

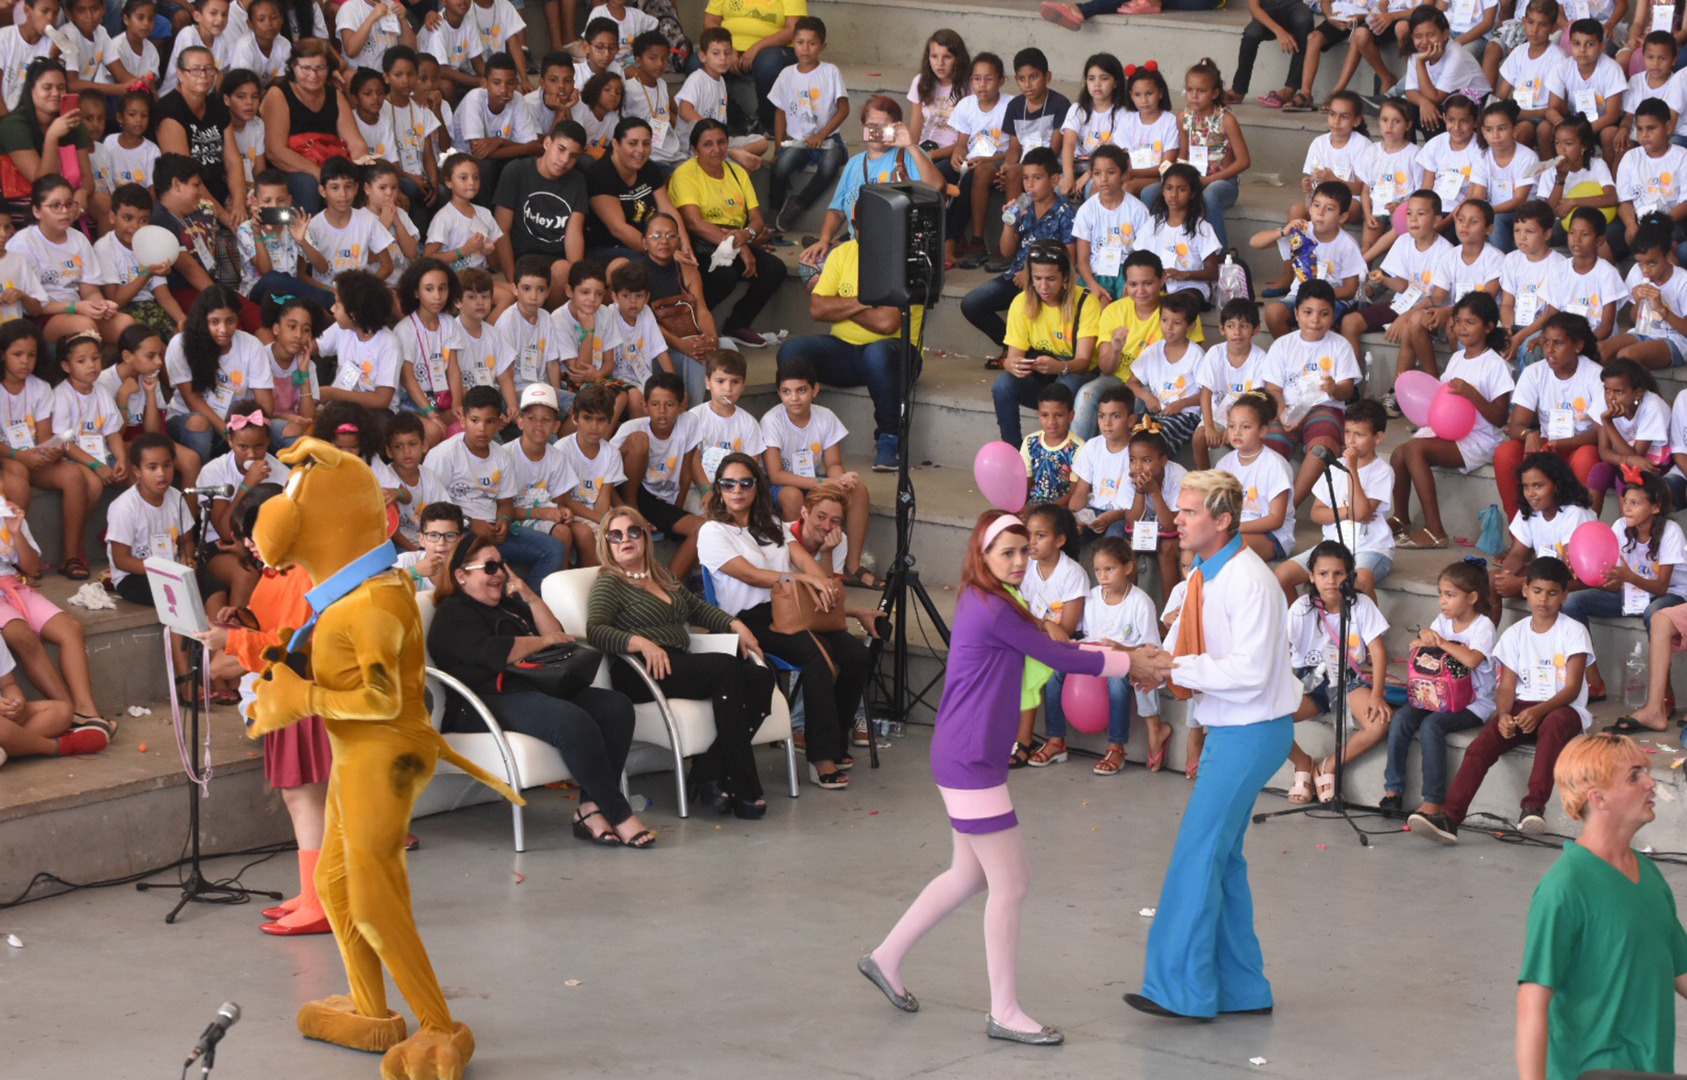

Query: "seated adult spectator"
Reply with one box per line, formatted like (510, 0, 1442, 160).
(798, 96, 941, 274)
(697, 452, 870, 791)
(156, 45, 234, 215)
(493, 118, 589, 307)
(0, 59, 92, 221)
(776, 217, 922, 472)
(788, 483, 884, 608)
(587, 116, 694, 263)
(586, 506, 777, 818)
(701, 0, 800, 133)
(633, 212, 715, 405)
(427, 533, 655, 848)
(669, 118, 787, 349)
(260, 38, 368, 214)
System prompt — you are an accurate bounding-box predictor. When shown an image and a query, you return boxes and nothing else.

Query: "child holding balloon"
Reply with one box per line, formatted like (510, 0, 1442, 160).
(1490, 451, 1597, 622)
(1017, 503, 1087, 768)
(1388, 291, 1515, 550)
(1491, 312, 1607, 519)
(1285, 540, 1393, 805)
(1585, 358, 1671, 516)
(1560, 469, 1687, 703)
(1036, 537, 1165, 777)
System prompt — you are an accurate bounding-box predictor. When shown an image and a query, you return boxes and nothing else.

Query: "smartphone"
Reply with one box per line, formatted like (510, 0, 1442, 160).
(863, 123, 894, 142)
(257, 207, 296, 226)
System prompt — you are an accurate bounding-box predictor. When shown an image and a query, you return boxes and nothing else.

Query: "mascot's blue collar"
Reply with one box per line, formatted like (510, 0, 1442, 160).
(288, 540, 398, 651)
(1192, 534, 1244, 580)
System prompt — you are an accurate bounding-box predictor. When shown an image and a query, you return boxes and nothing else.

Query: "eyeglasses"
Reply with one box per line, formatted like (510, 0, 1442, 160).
(180, 65, 218, 75)
(462, 559, 506, 576)
(421, 530, 462, 544)
(605, 525, 646, 544)
(716, 476, 757, 491)
(295, 64, 327, 74)
(39, 201, 75, 212)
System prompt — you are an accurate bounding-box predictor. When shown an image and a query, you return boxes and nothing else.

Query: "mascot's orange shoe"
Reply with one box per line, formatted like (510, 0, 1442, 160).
(381, 1023, 475, 1080)
(299, 995, 408, 1053)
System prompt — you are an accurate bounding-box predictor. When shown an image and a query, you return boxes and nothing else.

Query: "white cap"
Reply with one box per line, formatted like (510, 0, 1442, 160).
(519, 384, 558, 412)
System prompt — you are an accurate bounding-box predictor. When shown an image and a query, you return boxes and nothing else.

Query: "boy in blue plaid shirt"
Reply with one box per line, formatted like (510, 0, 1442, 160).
(1020, 382, 1083, 507)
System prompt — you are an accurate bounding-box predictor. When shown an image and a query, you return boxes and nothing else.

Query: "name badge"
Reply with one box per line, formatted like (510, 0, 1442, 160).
(1335, 518, 1364, 553)
(1094, 245, 1124, 276)
(1130, 146, 1158, 171)
(1332, 162, 1353, 182)
(1454, 282, 1477, 301)
(1372, 176, 1398, 208)
(1637, 198, 1662, 219)
(791, 447, 816, 477)
(207, 383, 234, 416)
(1434, 169, 1467, 204)
(1566, 0, 1591, 16)
(1526, 658, 1558, 701)
(1624, 581, 1649, 616)
(1131, 517, 1158, 551)
(1515, 291, 1541, 327)
(428, 349, 451, 392)
(1565, 301, 1592, 321)
(516, 347, 539, 385)
(1391, 283, 1426, 315)
(1655, 1, 1676, 30)
(1450, 0, 1477, 25)
(77, 433, 106, 464)
(701, 445, 729, 486)
(1573, 88, 1599, 121)
(648, 116, 672, 149)
(1188, 143, 1209, 173)
(1535, 542, 1560, 559)
(971, 135, 999, 160)
(1491, 177, 1514, 203)
(150, 531, 173, 559)
(1515, 83, 1539, 110)
(4, 420, 32, 449)
(1161, 244, 1183, 270)
(1547, 407, 1577, 439)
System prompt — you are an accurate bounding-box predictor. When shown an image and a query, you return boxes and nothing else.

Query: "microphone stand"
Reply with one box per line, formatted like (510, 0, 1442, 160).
(139, 510, 281, 921)
(1253, 453, 1396, 846)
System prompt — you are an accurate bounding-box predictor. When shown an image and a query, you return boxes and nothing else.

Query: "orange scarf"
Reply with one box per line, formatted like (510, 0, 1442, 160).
(1168, 534, 1243, 700)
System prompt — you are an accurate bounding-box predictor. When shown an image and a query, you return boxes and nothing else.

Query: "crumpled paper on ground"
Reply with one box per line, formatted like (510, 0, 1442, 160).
(68, 583, 115, 610)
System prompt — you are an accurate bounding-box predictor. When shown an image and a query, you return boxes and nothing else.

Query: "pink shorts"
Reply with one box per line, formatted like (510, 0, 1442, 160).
(0, 581, 63, 633)
(1659, 604, 1687, 652)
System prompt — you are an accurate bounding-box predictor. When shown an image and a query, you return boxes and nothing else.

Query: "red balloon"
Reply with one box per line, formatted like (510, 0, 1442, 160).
(1061, 674, 1112, 734)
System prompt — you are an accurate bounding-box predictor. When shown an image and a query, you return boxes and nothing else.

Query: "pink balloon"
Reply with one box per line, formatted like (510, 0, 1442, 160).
(1061, 673, 1111, 734)
(1392, 200, 1408, 237)
(973, 440, 1028, 513)
(1394, 370, 1441, 428)
(1428, 383, 1478, 441)
(1568, 520, 1621, 587)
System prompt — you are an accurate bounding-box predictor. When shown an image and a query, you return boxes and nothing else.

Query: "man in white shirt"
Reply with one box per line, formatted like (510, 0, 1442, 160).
(1125, 470, 1300, 1022)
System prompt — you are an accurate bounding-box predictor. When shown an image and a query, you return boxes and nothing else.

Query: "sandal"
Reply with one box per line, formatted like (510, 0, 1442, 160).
(73, 713, 115, 738)
(1283, 91, 1317, 112)
(1287, 770, 1314, 803)
(1257, 90, 1289, 109)
(1116, 0, 1162, 11)
(843, 566, 881, 589)
(1009, 741, 1032, 768)
(1039, 0, 1085, 29)
(1606, 716, 1666, 733)
(1093, 746, 1126, 775)
(1315, 765, 1336, 804)
(1398, 528, 1449, 550)
(209, 684, 240, 706)
(620, 828, 657, 849)
(809, 763, 850, 789)
(1027, 738, 1067, 766)
(1146, 727, 1169, 772)
(572, 809, 622, 846)
(1185, 759, 1199, 781)
(61, 556, 89, 581)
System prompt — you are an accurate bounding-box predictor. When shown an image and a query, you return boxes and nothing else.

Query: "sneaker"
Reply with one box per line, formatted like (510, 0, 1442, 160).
(983, 254, 1013, 274)
(1381, 391, 1402, 418)
(725, 328, 768, 349)
(873, 433, 899, 472)
(775, 197, 801, 234)
(1407, 810, 1459, 844)
(1378, 793, 1403, 818)
(1518, 808, 1547, 834)
(853, 714, 871, 747)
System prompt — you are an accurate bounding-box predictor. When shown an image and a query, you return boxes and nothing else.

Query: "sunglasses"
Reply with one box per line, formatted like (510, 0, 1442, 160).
(716, 476, 757, 491)
(606, 525, 646, 544)
(462, 559, 505, 576)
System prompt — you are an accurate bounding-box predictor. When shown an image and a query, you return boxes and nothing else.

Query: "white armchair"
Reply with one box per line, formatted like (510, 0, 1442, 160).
(414, 591, 572, 852)
(541, 568, 799, 818)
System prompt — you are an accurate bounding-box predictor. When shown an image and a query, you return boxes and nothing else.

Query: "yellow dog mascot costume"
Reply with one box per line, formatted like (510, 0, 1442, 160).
(245, 437, 522, 1080)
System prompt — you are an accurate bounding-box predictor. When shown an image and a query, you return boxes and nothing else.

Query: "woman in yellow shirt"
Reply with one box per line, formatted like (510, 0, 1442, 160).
(992, 242, 1101, 444)
(702, 0, 803, 132)
(668, 119, 788, 348)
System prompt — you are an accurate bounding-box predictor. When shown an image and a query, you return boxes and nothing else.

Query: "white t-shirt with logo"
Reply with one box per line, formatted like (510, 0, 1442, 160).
(1483, 143, 1541, 207)
(687, 402, 766, 485)
(1072, 192, 1152, 277)
(1082, 583, 1162, 648)
(1624, 262, 1687, 351)
(1267, 331, 1363, 412)
(1380, 232, 1455, 301)
(1060, 101, 1121, 159)
(1130, 341, 1203, 418)
(1410, 348, 1515, 472)
(1313, 456, 1396, 559)
(602, 304, 667, 387)
(423, 434, 514, 522)
(1493, 614, 1595, 725)
(496, 306, 562, 393)
(768, 60, 848, 143)
(760, 403, 847, 481)
(105, 486, 194, 585)
(50, 382, 122, 464)
(164, 331, 275, 420)
(395, 313, 468, 406)
(1512, 354, 1607, 438)
(1282, 227, 1367, 306)
(1510, 504, 1598, 561)
(197, 451, 289, 542)
(459, 319, 513, 390)
(1425, 612, 1501, 721)
(505, 440, 578, 525)
(1501, 42, 1568, 110)
(1433, 244, 1505, 301)
(1302, 132, 1373, 184)
(336, 0, 403, 73)
(1070, 437, 1132, 512)
(304, 207, 395, 288)
(1501, 249, 1566, 327)
(611, 413, 697, 504)
(1288, 592, 1389, 678)
(319, 324, 403, 412)
(425, 200, 503, 273)
(556, 433, 627, 506)
(1217, 447, 1295, 556)
(1019, 551, 1087, 622)
(1197, 342, 1274, 424)
(1545, 256, 1629, 323)
(1416, 132, 1489, 212)
(10, 225, 104, 305)
(1361, 141, 1422, 212)
(371, 459, 450, 544)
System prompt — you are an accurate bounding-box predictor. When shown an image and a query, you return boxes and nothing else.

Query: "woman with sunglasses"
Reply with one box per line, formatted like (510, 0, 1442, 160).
(989, 241, 1099, 445)
(697, 453, 869, 790)
(427, 533, 653, 847)
(586, 506, 777, 817)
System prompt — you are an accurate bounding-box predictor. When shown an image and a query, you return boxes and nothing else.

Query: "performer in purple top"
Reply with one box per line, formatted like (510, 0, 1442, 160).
(857, 509, 1139, 1046)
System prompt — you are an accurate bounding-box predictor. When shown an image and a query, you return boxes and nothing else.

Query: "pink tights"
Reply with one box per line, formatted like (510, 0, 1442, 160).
(869, 826, 1040, 1031)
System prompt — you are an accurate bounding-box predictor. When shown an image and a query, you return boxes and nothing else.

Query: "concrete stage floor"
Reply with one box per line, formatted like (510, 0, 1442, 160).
(6, 730, 1687, 1080)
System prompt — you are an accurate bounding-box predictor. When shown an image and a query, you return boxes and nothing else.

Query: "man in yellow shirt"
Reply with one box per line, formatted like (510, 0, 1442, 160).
(1073, 249, 1205, 439)
(775, 235, 922, 472)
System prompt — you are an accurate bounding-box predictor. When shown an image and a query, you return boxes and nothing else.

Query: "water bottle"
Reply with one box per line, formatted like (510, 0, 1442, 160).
(1625, 640, 1648, 710)
(1002, 193, 1032, 225)
(1215, 252, 1247, 306)
(1362, 350, 1375, 397)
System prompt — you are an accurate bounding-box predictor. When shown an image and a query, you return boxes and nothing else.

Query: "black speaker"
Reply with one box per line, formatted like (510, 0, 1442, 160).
(856, 182, 945, 309)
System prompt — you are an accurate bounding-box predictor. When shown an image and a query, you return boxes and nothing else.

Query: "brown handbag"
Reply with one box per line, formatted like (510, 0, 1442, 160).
(650, 294, 702, 341)
(770, 577, 846, 635)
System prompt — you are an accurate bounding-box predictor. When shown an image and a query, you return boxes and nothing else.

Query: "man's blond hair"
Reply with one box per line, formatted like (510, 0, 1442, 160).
(1180, 469, 1242, 537)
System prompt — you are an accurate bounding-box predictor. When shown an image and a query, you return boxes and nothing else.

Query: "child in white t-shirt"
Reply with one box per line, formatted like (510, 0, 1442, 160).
(603, 262, 673, 418)
(1278, 399, 1396, 600)
(686, 351, 765, 494)
(318, 275, 403, 414)
(1285, 540, 1392, 805)
(557, 384, 627, 560)
(766, 17, 848, 232)
(1018, 502, 1086, 768)
(1215, 391, 1295, 561)
(1604, 220, 1687, 371)
(1586, 358, 1670, 515)
(947, 54, 1012, 264)
(1122, 290, 1204, 454)
(301, 158, 396, 288)
(373, 411, 450, 547)
(1036, 536, 1163, 776)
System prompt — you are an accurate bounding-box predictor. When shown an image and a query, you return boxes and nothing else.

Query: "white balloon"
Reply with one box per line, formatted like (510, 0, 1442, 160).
(131, 225, 181, 269)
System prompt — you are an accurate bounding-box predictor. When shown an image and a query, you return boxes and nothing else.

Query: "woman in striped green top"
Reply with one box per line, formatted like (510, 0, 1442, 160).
(586, 506, 778, 818)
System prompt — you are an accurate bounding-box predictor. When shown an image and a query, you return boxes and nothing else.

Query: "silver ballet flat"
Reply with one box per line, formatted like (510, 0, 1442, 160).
(857, 953, 919, 1012)
(985, 1015, 1064, 1045)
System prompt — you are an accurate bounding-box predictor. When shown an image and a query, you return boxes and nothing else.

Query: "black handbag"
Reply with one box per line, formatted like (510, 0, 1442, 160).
(497, 642, 604, 700)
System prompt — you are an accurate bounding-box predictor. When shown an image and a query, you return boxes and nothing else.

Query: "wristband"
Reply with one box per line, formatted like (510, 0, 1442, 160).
(523, 507, 531, 520)
(238, 481, 252, 494)
(68, 301, 76, 315)
(5, 446, 12, 460)
(409, 566, 422, 584)
(422, 404, 435, 415)
(85, 459, 100, 471)
(497, 514, 512, 524)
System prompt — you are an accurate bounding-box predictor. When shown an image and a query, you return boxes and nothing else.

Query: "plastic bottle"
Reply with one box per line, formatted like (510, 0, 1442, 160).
(1362, 350, 1375, 397)
(1216, 252, 1247, 306)
(1001, 193, 1032, 225)
(1625, 640, 1648, 710)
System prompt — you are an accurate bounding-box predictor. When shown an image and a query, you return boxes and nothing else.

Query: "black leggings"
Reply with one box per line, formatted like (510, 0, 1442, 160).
(468, 686, 637, 824)
(700, 246, 789, 334)
(735, 602, 871, 765)
(612, 650, 775, 799)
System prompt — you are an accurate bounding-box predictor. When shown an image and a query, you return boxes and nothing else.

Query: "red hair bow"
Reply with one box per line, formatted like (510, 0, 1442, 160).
(1123, 61, 1160, 77)
(1621, 463, 1646, 486)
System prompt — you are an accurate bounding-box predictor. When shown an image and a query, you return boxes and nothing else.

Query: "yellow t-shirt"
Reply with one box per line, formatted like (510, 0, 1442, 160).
(666, 158, 759, 228)
(1003, 287, 1102, 361)
(704, 0, 808, 53)
(814, 240, 926, 346)
(1095, 297, 1205, 384)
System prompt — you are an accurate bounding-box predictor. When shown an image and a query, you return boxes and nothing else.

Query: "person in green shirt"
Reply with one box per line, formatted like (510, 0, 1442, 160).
(1518, 732, 1687, 1080)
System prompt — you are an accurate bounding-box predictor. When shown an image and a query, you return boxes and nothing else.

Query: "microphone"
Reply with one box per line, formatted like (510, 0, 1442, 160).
(184, 1002, 240, 1067)
(184, 483, 236, 499)
(1309, 444, 1349, 474)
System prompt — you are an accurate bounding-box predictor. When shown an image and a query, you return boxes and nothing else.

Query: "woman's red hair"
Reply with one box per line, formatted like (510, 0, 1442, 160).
(959, 510, 1038, 625)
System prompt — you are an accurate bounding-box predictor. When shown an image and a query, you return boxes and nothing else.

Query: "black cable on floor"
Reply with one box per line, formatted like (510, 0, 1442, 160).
(1, 841, 294, 911)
